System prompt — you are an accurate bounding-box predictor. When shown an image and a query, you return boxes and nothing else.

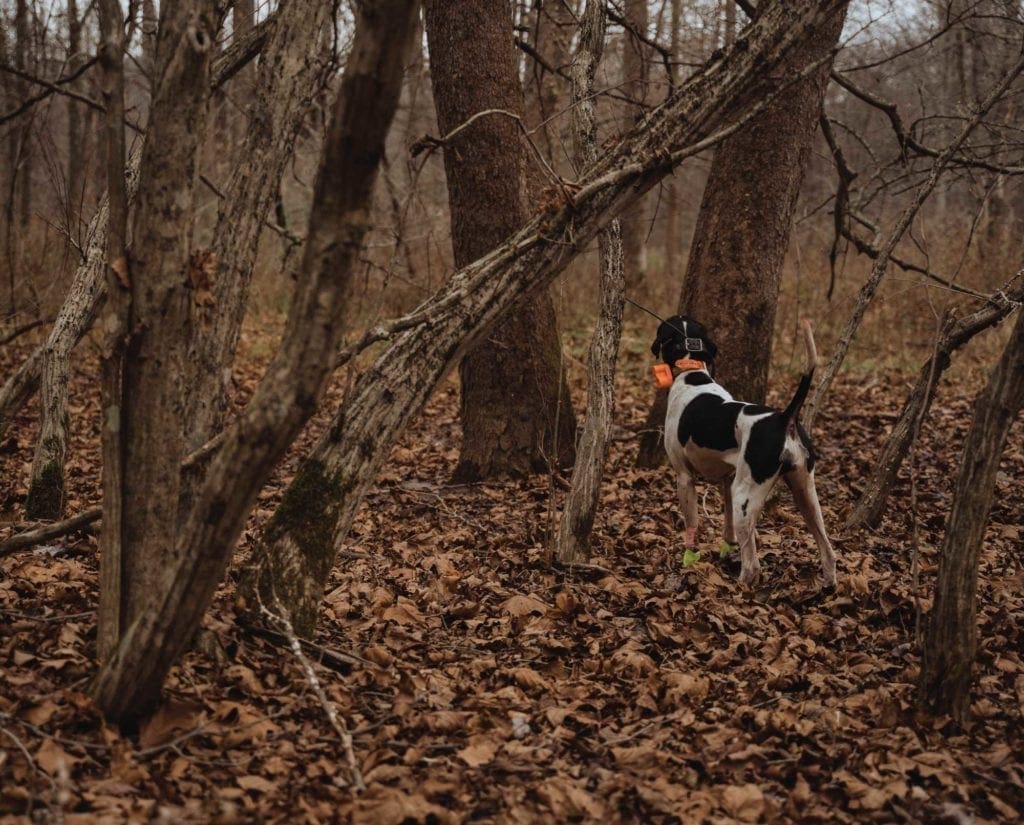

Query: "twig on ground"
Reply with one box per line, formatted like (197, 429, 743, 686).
(256, 592, 365, 792)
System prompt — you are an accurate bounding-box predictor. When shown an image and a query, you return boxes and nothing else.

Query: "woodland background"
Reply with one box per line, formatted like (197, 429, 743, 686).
(1, 0, 1023, 822)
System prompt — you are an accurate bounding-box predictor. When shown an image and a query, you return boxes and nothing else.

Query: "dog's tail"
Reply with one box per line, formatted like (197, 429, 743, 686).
(782, 319, 817, 424)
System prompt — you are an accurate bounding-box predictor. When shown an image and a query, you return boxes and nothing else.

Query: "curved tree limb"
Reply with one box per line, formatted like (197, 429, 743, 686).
(805, 46, 1024, 428)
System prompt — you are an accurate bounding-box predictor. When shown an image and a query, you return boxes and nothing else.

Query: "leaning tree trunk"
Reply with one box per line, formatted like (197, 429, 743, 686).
(634, 1, 848, 468)
(240, 0, 849, 638)
(23, 154, 142, 521)
(423, 0, 576, 483)
(181, 0, 331, 462)
(92, 0, 420, 724)
(555, 0, 624, 565)
(96, 0, 218, 661)
(918, 307, 1024, 720)
(844, 285, 1023, 533)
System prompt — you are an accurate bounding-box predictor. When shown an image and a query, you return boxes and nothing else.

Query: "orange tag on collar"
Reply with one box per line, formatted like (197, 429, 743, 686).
(674, 358, 705, 372)
(652, 363, 674, 389)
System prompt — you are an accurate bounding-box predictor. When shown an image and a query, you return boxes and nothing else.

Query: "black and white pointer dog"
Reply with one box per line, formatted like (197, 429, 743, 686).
(651, 316, 837, 587)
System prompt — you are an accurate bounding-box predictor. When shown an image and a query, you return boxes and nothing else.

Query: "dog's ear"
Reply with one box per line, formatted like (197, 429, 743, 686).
(704, 338, 718, 360)
(651, 337, 663, 358)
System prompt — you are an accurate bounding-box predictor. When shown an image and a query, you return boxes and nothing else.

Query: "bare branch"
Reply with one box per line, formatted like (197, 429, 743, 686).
(806, 49, 1024, 427)
(831, 70, 1024, 176)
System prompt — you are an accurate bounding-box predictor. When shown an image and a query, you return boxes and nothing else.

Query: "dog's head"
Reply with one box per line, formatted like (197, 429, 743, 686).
(650, 315, 718, 366)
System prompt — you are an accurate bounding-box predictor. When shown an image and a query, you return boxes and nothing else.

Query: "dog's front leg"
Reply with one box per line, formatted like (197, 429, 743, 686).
(676, 471, 699, 548)
(720, 479, 738, 548)
(730, 476, 770, 586)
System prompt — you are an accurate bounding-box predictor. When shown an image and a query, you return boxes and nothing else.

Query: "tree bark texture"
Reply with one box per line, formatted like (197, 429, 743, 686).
(555, 0, 624, 565)
(245, 0, 849, 637)
(918, 308, 1024, 720)
(423, 0, 577, 483)
(634, 1, 848, 468)
(96, 0, 218, 663)
(91, 0, 419, 723)
(181, 0, 331, 459)
(844, 286, 1024, 533)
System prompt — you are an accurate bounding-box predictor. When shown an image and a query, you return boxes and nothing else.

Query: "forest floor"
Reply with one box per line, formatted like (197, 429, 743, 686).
(1, 319, 1022, 824)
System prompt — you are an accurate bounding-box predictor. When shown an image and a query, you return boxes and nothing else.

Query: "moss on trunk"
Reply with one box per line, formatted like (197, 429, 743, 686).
(25, 455, 65, 521)
(243, 458, 344, 638)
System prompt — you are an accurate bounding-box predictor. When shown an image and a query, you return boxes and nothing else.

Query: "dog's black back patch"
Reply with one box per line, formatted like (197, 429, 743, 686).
(684, 372, 713, 386)
(678, 394, 744, 451)
(745, 413, 787, 483)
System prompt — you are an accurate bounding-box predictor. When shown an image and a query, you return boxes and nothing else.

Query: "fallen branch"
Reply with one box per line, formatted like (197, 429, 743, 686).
(0, 507, 102, 557)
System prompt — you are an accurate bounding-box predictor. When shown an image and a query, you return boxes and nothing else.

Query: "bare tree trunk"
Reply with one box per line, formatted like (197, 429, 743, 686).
(241, 0, 848, 638)
(555, 1, 624, 565)
(92, 0, 420, 723)
(141, 0, 158, 74)
(918, 308, 1024, 720)
(181, 0, 332, 464)
(14, 0, 32, 232)
(844, 286, 1023, 533)
(423, 0, 576, 482)
(96, 0, 130, 662)
(619, 0, 650, 292)
(96, 0, 218, 663)
(521, 0, 574, 172)
(635, 1, 848, 468)
(3, 0, 32, 307)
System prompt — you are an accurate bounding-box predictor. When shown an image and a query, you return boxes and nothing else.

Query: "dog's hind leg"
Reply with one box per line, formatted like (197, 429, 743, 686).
(784, 470, 837, 587)
(730, 475, 771, 586)
(676, 470, 699, 548)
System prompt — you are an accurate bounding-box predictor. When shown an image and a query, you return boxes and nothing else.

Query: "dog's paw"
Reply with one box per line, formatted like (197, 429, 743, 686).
(738, 565, 761, 587)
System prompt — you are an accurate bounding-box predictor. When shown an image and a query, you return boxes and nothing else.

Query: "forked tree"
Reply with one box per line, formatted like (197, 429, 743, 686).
(554, 0, 624, 565)
(92, 0, 420, 723)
